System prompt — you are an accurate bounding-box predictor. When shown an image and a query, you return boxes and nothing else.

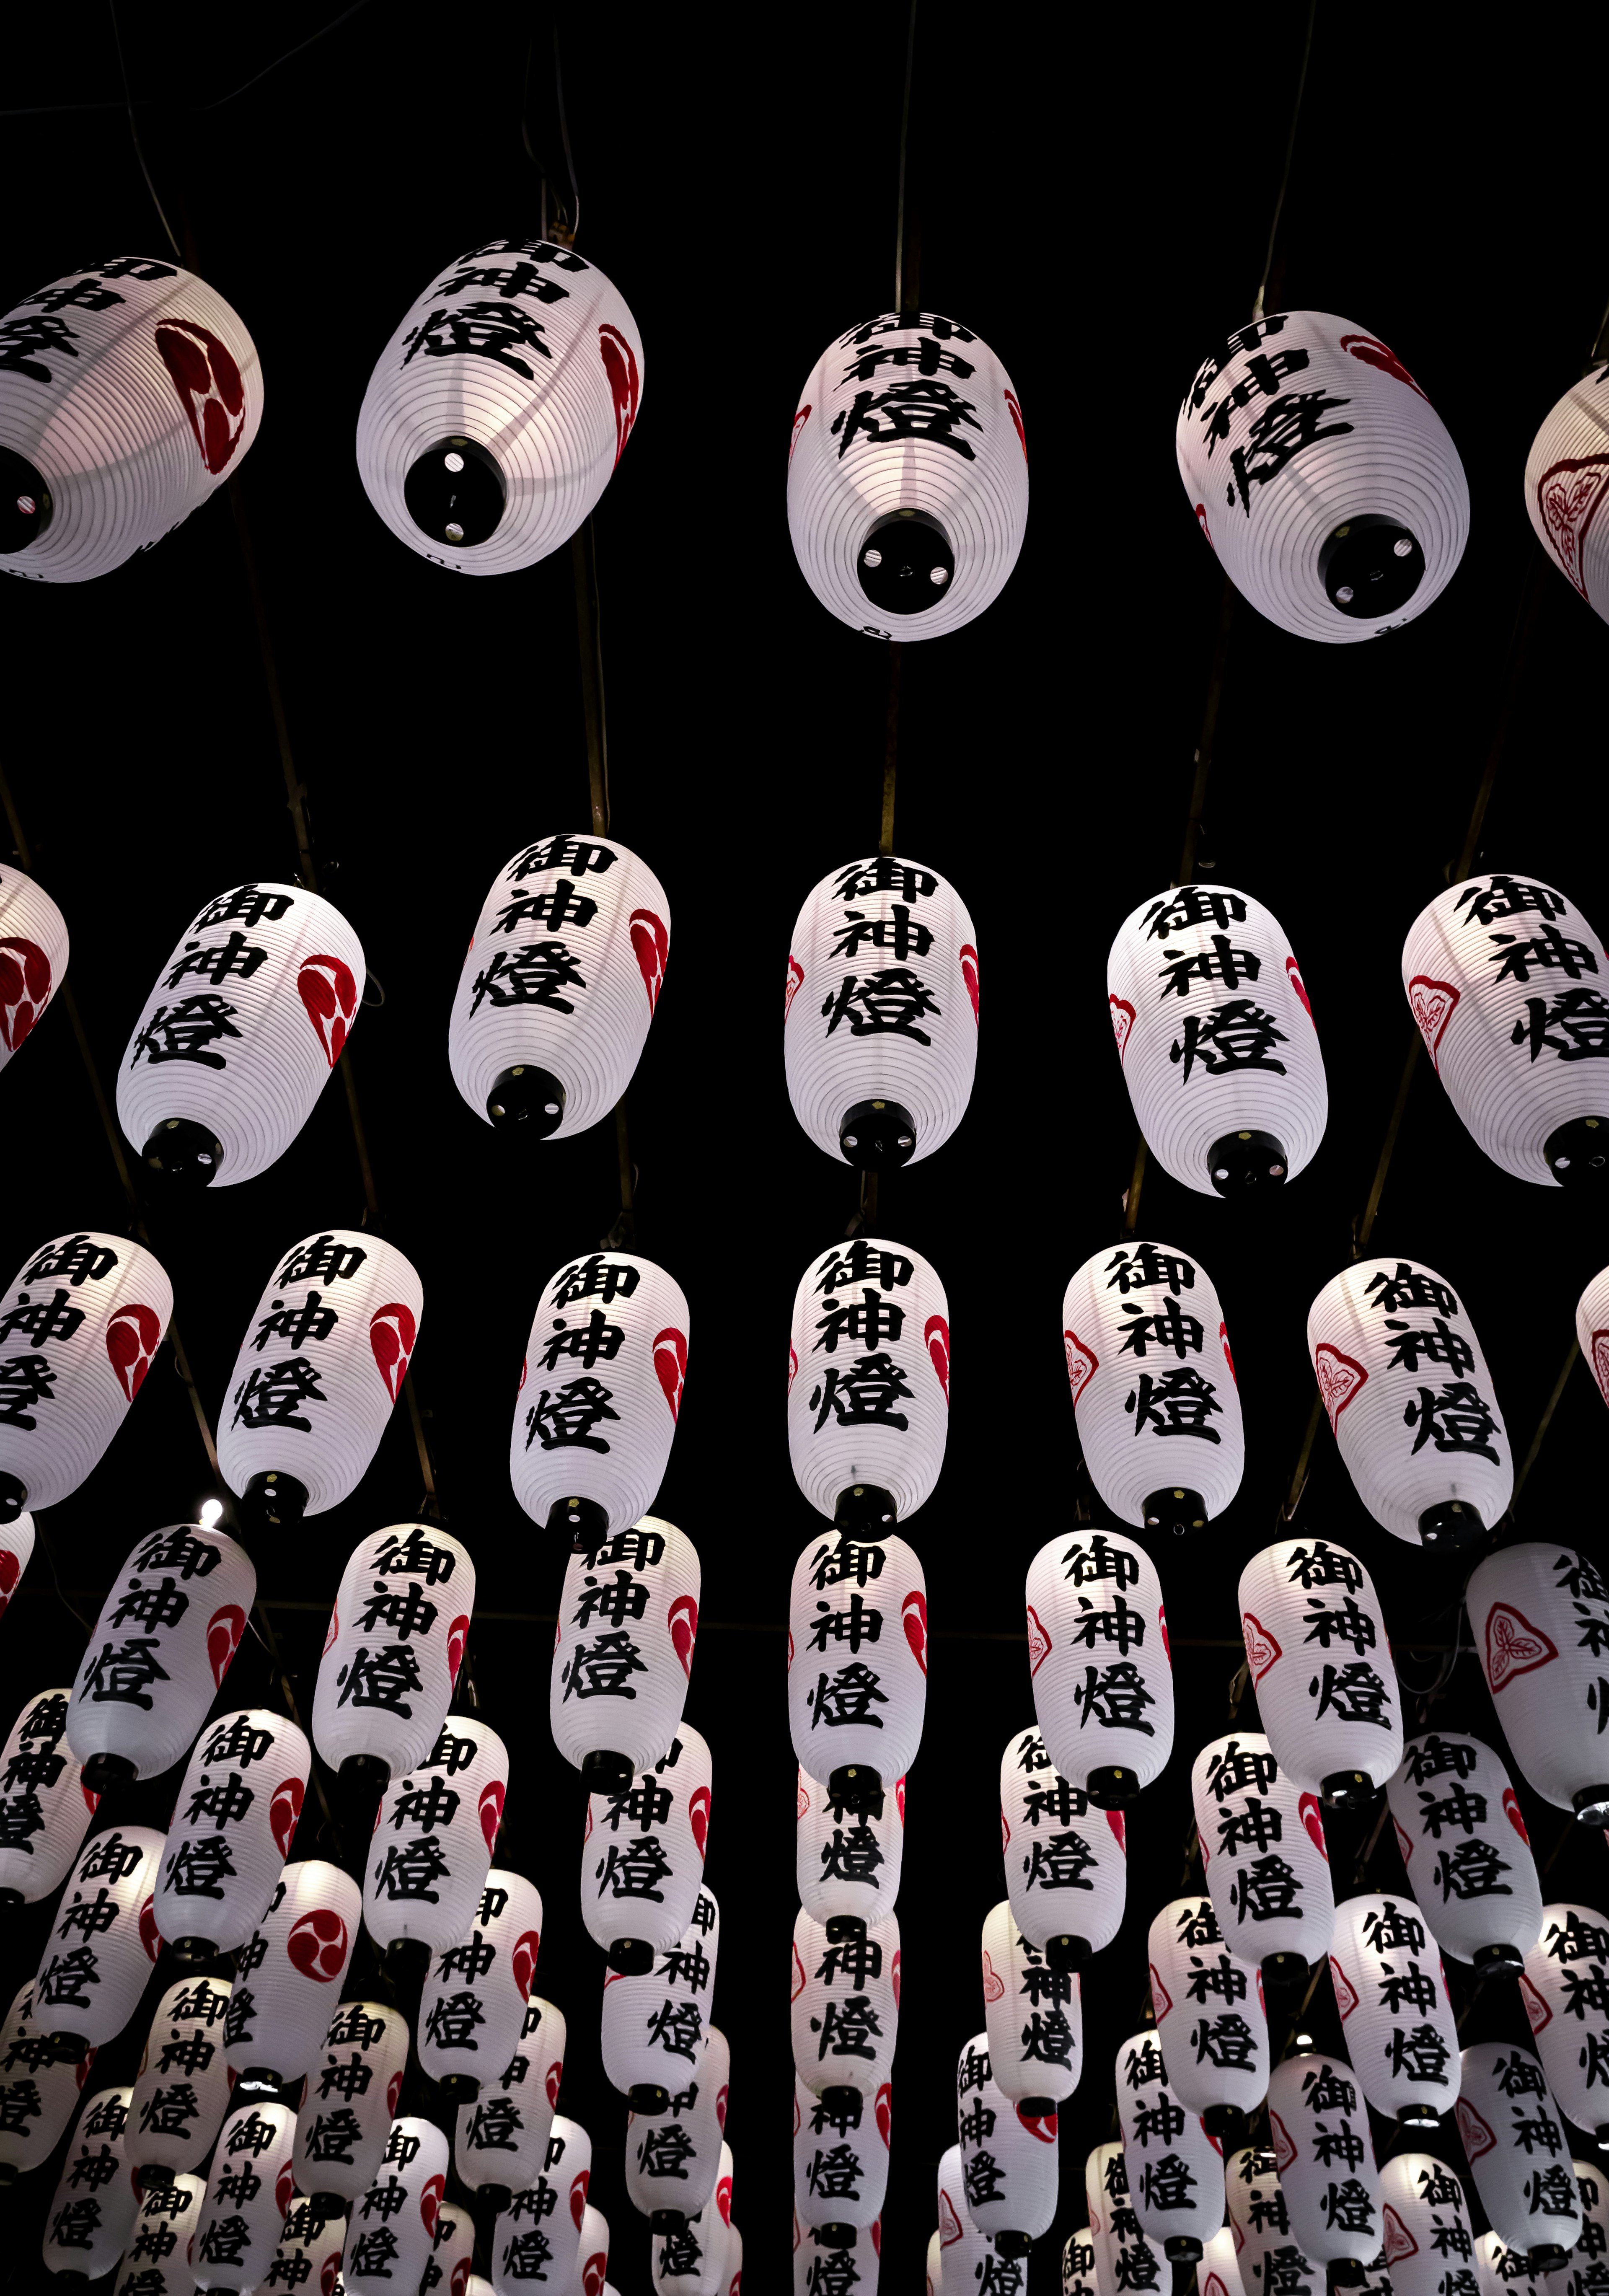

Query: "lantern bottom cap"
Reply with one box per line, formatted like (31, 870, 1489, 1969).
(1084, 1766, 1140, 1811)
(1544, 1113, 1609, 1187)
(0, 448, 53, 554)
(1142, 1486, 1208, 1537)
(546, 1494, 609, 1552)
(1595, 2124, 1609, 2152)
(435, 2071, 479, 2103)
(607, 1938, 656, 1975)
(1208, 1127, 1289, 1194)
(1203, 2104, 1251, 2144)
(581, 1747, 635, 1795)
(0, 2162, 16, 2187)
(1328, 2264, 1368, 2289)
(1471, 1941, 1525, 1979)
(0, 1472, 26, 1524)
(238, 1470, 308, 1536)
(812, 2224, 858, 2250)
(820, 2085, 864, 2114)
(856, 506, 955, 616)
(486, 1064, 566, 1134)
(1163, 2237, 1202, 2264)
(405, 434, 507, 549)
(0, 1887, 20, 1909)
(383, 1936, 430, 1980)
(1318, 513, 1425, 619)
(649, 2208, 689, 2234)
(1260, 1950, 1309, 1987)
(1527, 2249, 1571, 2275)
(477, 2184, 513, 2216)
(832, 1485, 896, 1540)
(47, 2032, 89, 2062)
(824, 1915, 868, 1944)
(81, 1750, 137, 1794)
(142, 1116, 224, 1185)
(838, 1099, 917, 1170)
(1417, 1498, 1484, 1548)
(166, 1936, 220, 1966)
(826, 1763, 885, 1816)
(1573, 1786, 1609, 1827)
(232, 2066, 284, 2102)
(135, 2163, 175, 2192)
(628, 2082, 671, 2114)
(1043, 1934, 1090, 1974)
(1017, 2094, 1061, 2115)
(1319, 1770, 1379, 1811)
(1395, 2102, 1441, 2127)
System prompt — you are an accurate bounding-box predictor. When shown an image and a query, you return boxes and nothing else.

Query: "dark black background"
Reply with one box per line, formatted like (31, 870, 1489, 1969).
(3, 3, 1609, 2287)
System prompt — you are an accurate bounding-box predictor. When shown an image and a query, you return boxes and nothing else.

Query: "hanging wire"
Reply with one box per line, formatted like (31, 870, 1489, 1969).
(554, 26, 582, 243)
(5, 1, 375, 118)
(1250, 0, 1318, 321)
(106, 0, 180, 260)
(893, 0, 918, 311)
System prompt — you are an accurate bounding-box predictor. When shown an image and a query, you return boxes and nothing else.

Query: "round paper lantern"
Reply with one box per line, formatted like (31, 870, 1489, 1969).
(1200, 2225, 1246, 2296)
(1237, 1537, 1402, 1807)
(266, 2195, 347, 2296)
(0, 1513, 32, 1618)
(494, 2111, 592, 2291)
(575, 2202, 610, 2296)
(35, 1822, 163, 2050)
(217, 1229, 423, 1533)
(1115, 2027, 1223, 2261)
(583, 1723, 709, 1971)
(424, 2198, 474, 2296)
(225, 1859, 360, 2091)
(722, 2226, 740, 2296)
(0, 256, 262, 583)
(1146, 1895, 1266, 2136)
(114, 2171, 206, 2296)
(0, 1975, 96, 2179)
(1307, 1256, 1511, 1548)
(940, 2138, 1021, 2293)
(1027, 1527, 1174, 1807)
(293, 1997, 409, 2209)
(1456, 2041, 1582, 2271)
(1329, 1891, 1459, 2126)
(627, 2023, 728, 2229)
(365, 1716, 507, 1954)
(1385, 1731, 1542, 1974)
(791, 1907, 897, 2111)
(652, 2142, 727, 2294)
(1474, 2231, 1552, 2296)
(455, 1993, 565, 2205)
(511, 1248, 688, 1545)
(1001, 1724, 1126, 1970)
(603, 1886, 719, 2113)
(1521, 1905, 1609, 2146)
(798, 1765, 905, 1934)
(1578, 1267, 1609, 1421)
(1526, 363, 1609, 621)
(0, 1685, 96, 1905)
(153, 1706, 310, 1957)
(343, 2115, 449, 2295)
(787, 308, 1027, 642)
(118, 880, 364, 1188)
(1193, 1733, 1334, 1980)
(418, 1867, 543, 2101)
(1107, 883, 1327, 1196)
(1175, 311, 1468, 641)
(127, 1972, 234, 2182)
(983, 1898, 1081, 2112)
(1225, 2143, 1323, 2296)
(1064, 2227, 1098, 2296)
(0, 1230, 171, 1520)
(449, 831, 667, 1139)
(41, 2083, 136, 2278)
(958, 2032, 1058, 2255)
(788, 1530, 926, 1813)
(1086, 2137, 1166, 2296)
(1378, 2150, 1477, 2296)
(550, 1516, 698, 1792)
(1560, 2161, 1609, 2296)
(1061, 1240, 1244, 1537)
(784, 853, 979, 1172)
(0, 865, 67, 1072)
(1267, 2052, 1383, 2268)
(313, 1522, 475, 1788)
(1467, 1543, 1609, 1825)
(794, 2067, 889, 2249)
(192, 2099, 297, 2291)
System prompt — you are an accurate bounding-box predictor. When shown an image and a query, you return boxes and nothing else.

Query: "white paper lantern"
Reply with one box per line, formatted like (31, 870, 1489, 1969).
(153, 1707, 310, 1957)
(1086, 2138, 1166, 2296)
(192, 2099, 297, 2292)
(1521, 1905, 1609, 2146)
(0, 1512, 32, 1619)
(1329, 1891, 1459, 2127)
(266, 2195, 347, 2296)
(958, 2032, 1059, 2255)
(983, 1897, 1081, 2111)
(1267, 2052, 1383, 2267)
(584, 1724, 709, 1970)
(0, 256, 262, 583)
(1193, 1733, 1334, 1979)
(0, 1685, 96, 1905)
(627, 2024, 728, 2229)
(1027, 1527, 1174, 1806)
(791, 1906, 897, 2110)
(798, 1765, 905, 1933)
(225, 1860, 360, 2089)
(574, 2201, 610, 2296)
(1001, 1724, 1126, 1969)
(365, 1716, 507, 1954)
(1385, 1731, 1542, 1974)
(217, 1229, 423, 1532)
(1200, 2225, 1246, 2296)
(1467, 1544, 1609, 1825)
(787, 308, 1027, 641)
(511, 1249, 688, 1544)
(784, 853, 980, 1171)
(1558, 2161, 1609, 2296)
(1578, 1266, 1609, 1423)
(494, 2112, 592, 2291)
(1061, 1240, 1244, 1537)
(114, 2170, 207, 2296)
(127, 1972, 233, 2182)
(293, 1997, 409, 2208)
(1114, 2028, 1223, 2260)
(938, 2138, 1024, 2294)
(119, 880, 364, 1188)
(603, 1887, 719, 2112)
(455, 1993, 566, 2202)
(653, 2142, 728, 2295)
(41, 2084, 137, 2278)
(1175, 310, 1467, 641)
(1378, 2150, 1478, 2296)
(313, 1523, 475, 1786)
(1107, 883, 1327, 1196)
(419, 1867, 543, 2099)
(344, 2115, 449, 2295)
(794, 2068, 889, 2249)
(1237, 1537, 1402, 1806)
(0, 1230, 171, 1521)
(1225, 2143, 1324, 2296)
(550, 1516, 698, 1792)
(1064, 2227, 1098, 2296)
(0, 865, 67, 1072)
(1525, 360, 1609, 622)
(1307, 1256, 1511, 1548)
(788, 1531, 926, 1812)
(1146, 1895, 1266, 2133)
(1456, 2041, 1582, 2271)
(0, 1976, 96, 2178)
(422, 2197, 473, 2296)
(1474, 2231, 1554, 2296)
(35, 1822, 163, 2050)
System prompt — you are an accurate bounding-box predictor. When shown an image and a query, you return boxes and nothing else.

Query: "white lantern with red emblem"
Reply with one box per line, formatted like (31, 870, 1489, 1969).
(1193, 1733, 1334, 1979)
(1473, 2231, 1553, 2296)
(628, 2022, 728, 2229)
(1525, 366, 1609, 624)
(584, 1724, 710, 1970)
(1328, 1892, 1459, 2126)
(266, 2197, 347, 2296)
(1578, 1266, 1609, 1418)
(511, 1250, 688, 1544)
(0, 1686, 95, 1904)
(1378, 2150, 1475, 2296)
(1521, 1905, 1609, 2146)
(1002, 1724, 1126, 1970)
(425, 2198, 473, 2296)
(575, 2202, 610, 2296)
(294, 1997, 409, 2207)
(217, 1230, 422, 1534)
(794, 2067, 889, 2248)
(455, 1992, 565, 2203)
(119, 882, 364, 1188)
(1467, 1543, 1609, 1825)
(1267, 2052, 1382, 2267)
(1086, 2137, 1165, 2296)
(1146, 1895, 1266, 2134)
(313, 1522, 475, 1786)
(116, 2172, 206, 2295)
(983, 1899, 1081, 2110)
(1106, 883, 1327, 1196)
(1306, 1257, 1511, 1549)
(41, 2084, 136, 2278)
(652, 2138, 729, 2293)
(958, 2032, 1060, 2256)
(0, 1230, 170, 1522)
(784, 853, 980, 1170)
(0, 865, 67, 1069)
(344, 2116, 450, 2294)
(153, 1707, 309, 1956)
(1115, 2028, 1223, 2260)
(551, 1517, 698, 1792)
(127, 1972, 233, 2181)
(1456, 2041, 1582, 2271)
(34, 1822, 162, 2050)
(798, 1765, 905, 1931)
(1225, 2143, 1322, 2296)
(191, 2100, 297, 2292)
(0, 1513, 31, 1620)
(789, 1531, 926, 1815)
(1237, 1537, 1402, 1806)
(1063, 2227, 1098, 2296)
(1562, 2161, 1609, 2296)
(498, 2112, 592, 2290)
(1061, 1240, 1244, 1537)
(603, 1887, 719, 2113)
(448, 833, 667, 1139)
(0, 1977, 95, 2176)
(1026, 1527, 1174, 1805)
(419, 1868, 543, 2099)
(1385, 1732, 1542, 1975)
(365, 1716, 507, 1954)
(791, 1907, 897, 2110)
(225, 1859, 359, 2089)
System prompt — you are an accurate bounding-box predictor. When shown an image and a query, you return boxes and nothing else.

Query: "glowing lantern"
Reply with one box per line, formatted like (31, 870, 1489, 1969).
(792, 1908, 897, 2112)
(294, 1998, 409, 2208)
(1456, 2041, 1581, 2270)
(0, 865, 67, 1071)
(313, 1522, 475, 1787)
(1526, 367, 1609, 621)
(794, 2067, 888, 2249)
(1001, 1725, 1125, 1970)
(224, 1860, 360, 2092)
(1114, 2027, 1223, 2260)
(1467, 1543, 1609, 1825)
(1268, 2053, 1382, 2268)
(34, 1823, 163, 2050)
(1329, 1891, 1458, 2125)
(1521, 1906, 1609, 2146)
(1225, 2144, 1322, 2296)
(1237, 1536, 1402, 1806)
(1199, 2225, 1246, 2296)
(418, 1867, 543, 2100)
(267, 2198, 347, 2296)
(957, 2032, 1059, 2255)
(455, 1993, 565, 2207)
(192, 2101, 296, 2291)
(344, 2117, 450, 2295)
(585, 1724, 710, 1972)
(798, 1765, 905, 1934)
(652, 2139, 729, 2292)
(1473, 2231, 1553, 2296)
(789, 1530, 926, 1814)
(0, 1977, 94, 2178)
(0, 1686, 95, 1904)
(1379, 2149, 1477, 2296)
(551, 1516, 698, 1792)
(1385, 1732, 1542, 1974)
(941, 2139, 1022, 2294)
(1192, 1733, 1334, 1980)
(628, 2023, 728, 2228)
(1086, 2138, 1165, 2296)
(427, 2200, 475, 2296)
(365, 1716, 508, 1954)
(1563, 2163, 1609, 2296)
(603, 1887, 719, 2113)
(116, 2173, 206, 2293)
(1578, 1264, 1609, 1416)
(40, 2084, 135, 2279)
(127, 1973, 233, 2183)
(1063, 2228, 1098, 2296)
(982, 1899, 1080, 2110)
(1026, 1527, 1174, 1806)
(576, 2203, 610, 2296)
(495, 2112, 592, 2291)
(153, 1707, 310, 1957)
(1145, 1896, 1265, 2137)
(0, 1514, 30, 1618)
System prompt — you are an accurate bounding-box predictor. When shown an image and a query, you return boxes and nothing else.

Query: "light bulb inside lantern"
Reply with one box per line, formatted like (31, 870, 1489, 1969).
(198, 1498, 223, 1530)
(1294, 2031, 1314, 2049)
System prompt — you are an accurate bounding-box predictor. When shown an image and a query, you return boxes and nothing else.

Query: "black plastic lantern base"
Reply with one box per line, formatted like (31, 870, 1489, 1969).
(838, 1099, 916, 1170)
(1084, 1766, 1139, 1812)
(334, 1750, 390, 1877)
(0, 448, 52, 553)
(435, 2072, 479, 2104)
(135, 2162, 175, 2193)
(856, 507, 955, 616)
(142, 1116, 223, 1185)
(825, 1915, 868, 1944)
(1164, 2237, 1203, 2265)
(405, 435, 506, 548)
(1596, 2123, 1609, 2154)
(827, 1765, 884, 1817)
(1321, 1770, 1379, 1811)
(0, 1472, 26, 1525)
(820, 2086, 864, 2117)
(1396, 2101, 1441, 2128)
(307, 2191, 344, 2227)
(0, 1887, 18, 1911)
(0, 2160, 17, 2188)
(82, 1751, 137, 1796)
(1527, 2249, 1572, 2277)
(1143, 1487, 1207, 1538)
(1208, 1129, 1288, 1194)
(832, 1485, 897, 1540)
(1018, 2094, 1060, 2117)
(548, 1495, 608, 1553)
(1204, 2104, 1250, 2148)
(1044, 1935, 1091, 1974)
(1328, 2264, 1368, 2291)
(239, 1470, 308, 1538)
(581, 1748, 635, 1795)
(628, 2082, 670, 2114)
(1261, 1950, 1309, 1991)
(1318, 514, 1425, 619)
(487, 1064, 566, 1134)
(167, 1936, 219, 1967)
(1544, 1115, 1609, 1188)
(608, 1939, 655, 1976)
(1573, 1786, 1609, 1828)
(650, 2208, 690, 2234)
(232, 2066, 283, 2104)
(1472, 1941, 1524, 1982)
(47, 2032, 89, 2064)
(1418, 1498, 1484, 1549)
(478, 2184, 513, 2218)
(815, 2223, 858, 2251)
(383, 1936, 429, 1982)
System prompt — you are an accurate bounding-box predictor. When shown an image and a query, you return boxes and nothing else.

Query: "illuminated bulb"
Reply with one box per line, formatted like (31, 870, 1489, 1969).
(199, 1498, 223, 1529)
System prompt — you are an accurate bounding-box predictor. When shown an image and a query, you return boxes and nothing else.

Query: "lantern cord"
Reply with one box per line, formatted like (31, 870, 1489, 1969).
(106, 0, 181, 261)
(1591, 292, 1609, 368)
(5, 3, 378, 119)
(34, 1522, 91, 1637)
(1511, 1340, 1580, 1508)
(554, 26, 582, 244)
(1250, 0, 1317, 323)
(571, 522, 611, 836)
(893, 0, 919, 314)
(1176, 580, 1234, 887)
(878, 645, 902, 856)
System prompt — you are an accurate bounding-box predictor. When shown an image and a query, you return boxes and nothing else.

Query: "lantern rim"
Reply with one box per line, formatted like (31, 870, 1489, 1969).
(1317, 513, 1426, 619)
(606, 1938, 655, 1976)
(1416, 1498, 1484, 1549)
(1044, 1934, 1090, 1974)
(141, 1116, 224, 1186)
(827, 1763, 885, 1817)
(1207, 1128, 1289, 1195)
(1084, 1767, 1140, 1812)
(1142, 1486, 1208, 1537)
(831, 1484, 897, 1539)
(486, 1063, 566, 1134)
(628, 2081, 670, 2113)
(238, 1470, 308, 1538)
(580, 1747, 634, 1795)
(838, 1100, 917, 1171)
(403, 434, 506, 549)
(856, 508, 955, 617)
(0, 1472, 26, 1525)
(1544, 1113, 1609, 1187)
(1572, 1786, 1609, 1827)
(1163, 2236, 1203, 2264)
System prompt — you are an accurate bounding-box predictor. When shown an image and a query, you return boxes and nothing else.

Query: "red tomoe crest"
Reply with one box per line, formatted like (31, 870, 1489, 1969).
(1107, 1807, 1126, 1853)
(791, 1942, 807, 2002)
(1018, 2104, 1057, 2143)
(288, 1907, 349, 1981)
(1454, 2097, 1496, 2159)
(207, 1605, 246, 1688)
(419, 2171, 445, 2238)
(716, 2172, 733, 2227)
(154, 317, 248, 473)
(1537, 457, 1609, 598)
(1519, 1970, 1551, 2034)
(297, 953, 360, 1068)
(959, 942, 981, 1024)
(138, 1894, 161, 1962)
(479, 1779, 506, 1851)
(546, 2058, 562, 2109)
(891, 1948, 900, 2007)
(1269, 2108, 1296, 2174)
(447, 1614, 470, 1683)
(787, 1342, 799, 1396)
(939, 2185, 965, 2244)
(1000, 1806, 1009, 1853)
(1205, 2275, 1230, 2296)
(386, 2068, 404, 2118)
(322, 2255, 342, 2296)
(582, 2253, 606, 2296)
(1063, 1329, 1099, 1406)
(1219, 1321, 1237, 1386)
(369, 1302, 417, 1402)
(106, 1302, 163, 1403)
(570, 2168, 590, 2231)
(789, 404, 811, 464)
(269, 1776, 304, 1860)
(1502, 1785, 1531, 1844)
(716, 2080, 729, 2130)
(1158, 1603, 1170, 1662)
(1329, 1953, 1359, 2020)
(1339, 331, 1429, 400)
(80, 1776, 98, 1815)
(1382, 2205, 1419, 2265)
(511, 1931, 541, 1999)
(784, 953, 804, 1023)
(1109, 994, 1136, 1061)
(74, 2046, 97, 2093)
(689, 1783, 711, 1859)
(924, 1314, 951, 1404)
(1026, 1604, 1052, 1678)
(629, 909, 670, 1012)
(1485, 1603, 1559, 1691)
(1285, 953, 1314, 1020)
(1242, 1613, 1282, 1684)
(669, 1594, 698, 1677)
(1003, 389, 1027, 458)
(1194, 501, 1214, 550)
(1590, 1328, 1609, 1406)
(1313, 1342, 1368, 1434)
(902, 1589, 928, 1675)
(269, 2157, 294, 2219)
(1298, 1792, 1327, 1861)
(1149, 1963, 1173, 2020)
(894, 1777, 906, 1826)
(451, 2262, 473, 2296)
(0, 937, 51, 1051)
(0, 1550, 20, 1614)
(653, 1326, 688, 1420)
(875, 2081, 892, 2146)
(982, 1948, 1005, 2003)
(599, 324, 640, 467)
(1407, 975, 1460, 1069)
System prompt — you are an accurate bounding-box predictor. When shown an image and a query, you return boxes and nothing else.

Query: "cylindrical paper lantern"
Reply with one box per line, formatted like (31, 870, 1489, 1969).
(1225, 2143, 1323, 2296)
(798, 1764, 905, 1932)
(1526, 366, 1609, 624)
(118, 881, 364, 1187)
(1193, 1733, 1334, 1978)
(217, 1229, 423, 1532)
(958, 2033, 1058, 2255)
(1522, 1905, 1609, 2145)
(0, 257, 262, 583)
(34, 1822, 163, 2049)
(127, 1972, 233, 2181)
(1002, 1724, 1125, 1970)
(495, 2111, 591, 2290)
(454, 1992, 565, 2203)
(0, 1230, 171, 1520)
(511, 1249, 687, 1543)
(787, 309, 1027, 642)
(1473, 2231, 1552, 2296)
(791, 1908, 897, 2110)
(1086, 2137, 1167, 2296)
(114, 2171, 206, 2295)
(1200, 2225, 1245, 2296)
(313, 1522, 475, 1786)
(603, 1887, 719, 2112)
(0, 1513, 31, 1618)
(1061, 1240, 1243, 1537)
(983, 1898, 1081, 2111)
(418, 1867, 543, 2099)
(793, 2066, 888, 2247)
(153, 1706, 310, 1956)
(1560, 2161, 1609, 2296)
(653, 2147, 727, 2294)
(266, 2196, 347, 2296)
(225, 1859, 360, 2089)
(1064, 2227, 1098, 2296)
(365, 1716, 507, 1954)
(1329, 1891, 1459, 2125)
(425, 2198, 474, 2296)
(41, 2084, 136, 2278)
(191, 2099, 297, 2292)
(1378, 2149, 1477, 2296)
(1107, 883, 1327, 1195)
(344, 2115, 449, 2294)
(584, 1724, 709, 1969)
(788, 1531, 926, 1812)
(0, 1975, 96, 2178)
(1237, 1537, 1402, 1806)
(1456, 2041, 1581, 2272)
(1027, 1527, 1174, 1806)
(1115, 2029, 1222, 2260)
(0, 1685, 96, 1904)
(784, 854, 979, 1171)
(1467, 1544, 1609, 1825)
(1175, 311, 1467, 641)
(293, 1997, 409, 2208)
(1386, 1732, 1542, 1973)
(941, 2137, 1020, 2292)
(1579, 1266, 1609, 1421)
(550, 1516, 698, 1792)
(627, 2023, 728, 2229)
(1268, 2052, 1382, 2267)
(1146, 1895, 1265, 2135)
(575, 2201, 610, 2296)
(1307, 1256, 1511, 1548)
(0, 865, 67, 1072)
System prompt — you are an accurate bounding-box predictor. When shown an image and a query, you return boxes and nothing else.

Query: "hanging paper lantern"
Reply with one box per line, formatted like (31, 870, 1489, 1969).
(1200, 2226, 1245, 2296)
(118, 880, 364, 1188)
(1114, 2027, 1223, 2261)
(266, 2195, 347, 2296)
(652, 2141, 728, 2293)
(1145, 1895, 1266, 2137)
(0, 1685, 96, 1905)
(603, 1887, 719, 2112)
(343, 2116, 449, 2294)
(225, 1859, 360, 2091)
(418, 1867, 543, 2100)
(191, 2099, 297, 2292)
(1328, 1891, 1459, 2126)
(793, 2068, 888, 2250)
(0, 1976, 96, 2178)
(1307, 1256, 1511, 1549)
(575, 2202, 610, 2296)
(1063, 2228, 1098, 2296)
(983, 1898, 1081, 2111)
(153, 1706, 310, 1957)
(1456, 2041, 1582, 2270)
(1467, 1543, 1609, 1825)
(0, 865, 67, 1072)
(1026, 1527, 1174, 1807)
(787, 308, 1027, 642)
(1378, 2150, 1477, 2296)
(1579, 1266, 1609, 1422)
(784, 853, 980, 1172)
(938, 2138, 1022, 2293)
(627, 2023, 728, 2229)
(1107, 883, 1327, 1196)
(957, 2032, 1059, 2256)
(1237, 1537, 1402, 1807)
(115, 2171, 207, 2296)
(365, 1716, 508, 1955)
(425, 2198, 474, 2295)
(127, 1972, 234, 2183)
(1061, 1240, 1244, 1538)
(1225, 2144, 1323, 2296)
(792, 1907, 897, 2112)
(1521, 1905, 1609, 2146)
(788, 1531, 926, 1813)
(551, 1516, 698, 1793)
(217, 1229, 423, 1533)
(1526, 365, 1609, 621)
(1001, 1724, 1125, 1970)
(1085, 2138, 1166, 2296)
(495, 2112, 592, 2291)
(293, 1997, 409, 2208)
(798, 1765, 905, 1934)
(313, 1522, 475, 1787)
(35, 1823, 163, 2050)
(1192, 1733, 1334, 1981)
(1175, 311, 1468, 641)
(1473, 2231, 1554, 2296)
(0, 1230, 171, 1521)
(511, 1248, 688, 1545)
(1267, 2052, 1383, 2268)
(40, 2084, 136, 2278)
(1385, 1731, 1542, 1974)
(583, 1724, 709, 1971)
(1562, 2162, 1609, 2296)
(455, 1993, 565, 2205)
(0, 1512, 31, 1617)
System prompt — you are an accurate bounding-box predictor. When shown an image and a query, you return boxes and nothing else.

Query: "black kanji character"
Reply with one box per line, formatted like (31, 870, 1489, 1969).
(402, 302, 553, 375)
(1404, 1382, 1502, 1463)
(830, 376, 982, 459)
(1171, 998, 1288, 1079)
(231, 1355, 327, 1432)
(1126, 1366, 1223, 1440)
